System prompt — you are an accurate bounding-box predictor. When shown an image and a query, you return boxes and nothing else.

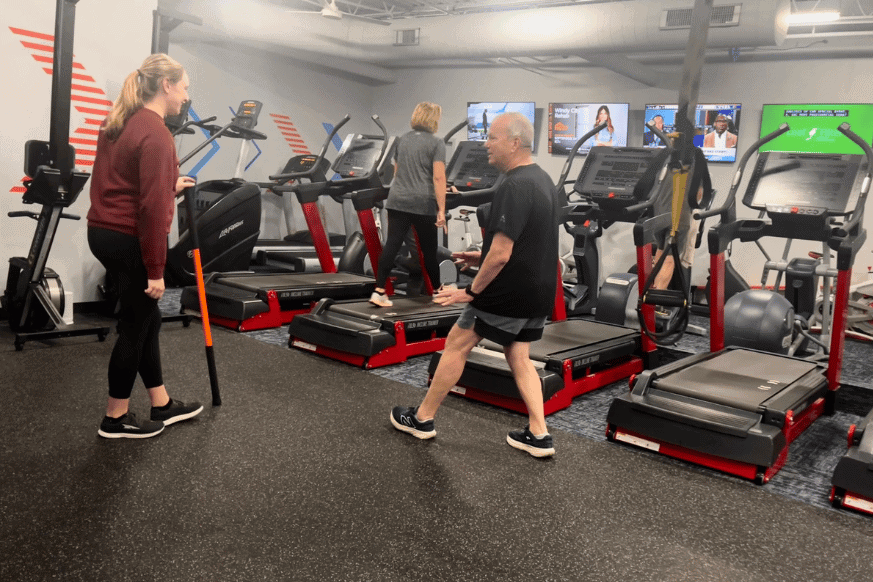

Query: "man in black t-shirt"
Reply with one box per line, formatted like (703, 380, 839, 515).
(390, 112, 561, 458)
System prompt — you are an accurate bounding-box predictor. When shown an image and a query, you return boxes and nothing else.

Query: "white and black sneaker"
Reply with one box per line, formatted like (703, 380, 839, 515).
(151, 399, 203, 426)
(390, 406, 436, 440)
(507, 426, 555, 458)
(98, 412, 165, 439)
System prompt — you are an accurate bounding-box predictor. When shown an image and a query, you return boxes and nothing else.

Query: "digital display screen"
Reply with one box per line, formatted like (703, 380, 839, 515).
(547, 102, 629, 156)
(467, 102, 536, 151)
(744, 152, 862, 214)
(759, 103, 873, 155)
(644, 103, 742, 163)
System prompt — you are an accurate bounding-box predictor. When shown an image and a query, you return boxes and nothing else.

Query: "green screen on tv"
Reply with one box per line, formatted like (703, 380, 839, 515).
(760, 103, 873, 154)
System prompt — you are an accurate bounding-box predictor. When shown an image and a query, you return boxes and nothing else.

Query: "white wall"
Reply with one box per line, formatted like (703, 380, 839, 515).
(5, 4, 873, 309)
(1, 0, 155, 307)
(0, 4, 378, 306)
(372, 58, 873, 289)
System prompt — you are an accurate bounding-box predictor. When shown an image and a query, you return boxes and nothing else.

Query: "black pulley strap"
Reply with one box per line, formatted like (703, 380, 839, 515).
(637, 233, 691, 346)
(687, 147, 714, 210)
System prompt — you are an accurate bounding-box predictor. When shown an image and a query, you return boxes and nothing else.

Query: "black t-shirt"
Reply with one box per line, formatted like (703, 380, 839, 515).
(472, 164, 562, 318)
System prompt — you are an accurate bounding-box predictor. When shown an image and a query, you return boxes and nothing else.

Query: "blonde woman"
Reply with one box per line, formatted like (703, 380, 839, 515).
(87, 54, 202, 438)
(370, 102, 447, 307)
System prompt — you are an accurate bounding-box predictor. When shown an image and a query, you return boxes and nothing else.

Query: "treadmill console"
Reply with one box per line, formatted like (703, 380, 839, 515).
(276, 154, 330, 184)
(233, 100, 263, 130)
(446, 141, 501, 190)
(332, 134, 395, 180)
(743, 152, 864, 218)
(573, 147, 667, 208)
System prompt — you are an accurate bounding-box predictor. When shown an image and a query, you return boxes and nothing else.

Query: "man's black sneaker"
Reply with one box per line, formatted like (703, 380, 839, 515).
(507, 426, 555, 458)
(151, 399, 204, 426)
(390, 406, 436, 440)
(98, 412, 165, 439)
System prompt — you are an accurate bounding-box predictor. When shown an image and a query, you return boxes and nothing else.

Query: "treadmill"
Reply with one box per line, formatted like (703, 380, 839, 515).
(607, 122, 872, 485)
(832, 409, 873, 515)
(250, 153, 343, 274)
(178, 115, 394, 331)
(286, 139, 502, 368)
(427, 123, 674, 416)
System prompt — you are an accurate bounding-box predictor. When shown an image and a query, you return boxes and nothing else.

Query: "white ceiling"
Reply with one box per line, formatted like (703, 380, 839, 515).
(159, 0, 873, 84)
(269, 0, 873, 22)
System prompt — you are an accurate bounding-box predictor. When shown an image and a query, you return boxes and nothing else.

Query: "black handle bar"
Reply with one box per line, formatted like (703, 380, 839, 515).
(831, 122, 873, 238)
(555, 122, 607, 188)
(693, 123, 789, 221)
(443, 119, 469, 144)
(171, 116, 218, 137)
(268, 114, 351, 183)
(9, 210, 80, 220)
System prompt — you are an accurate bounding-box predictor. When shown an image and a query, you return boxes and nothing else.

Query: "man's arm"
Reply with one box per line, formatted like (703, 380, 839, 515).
(433, 232, 513, 305)
(469, 232, 512, 294)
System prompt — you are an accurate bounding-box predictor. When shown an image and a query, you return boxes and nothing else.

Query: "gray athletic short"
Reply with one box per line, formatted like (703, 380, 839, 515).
(455, 304, 548, 346)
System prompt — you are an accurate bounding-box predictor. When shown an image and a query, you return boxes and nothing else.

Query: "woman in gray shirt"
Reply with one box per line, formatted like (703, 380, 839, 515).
(371, 102, 447, 307)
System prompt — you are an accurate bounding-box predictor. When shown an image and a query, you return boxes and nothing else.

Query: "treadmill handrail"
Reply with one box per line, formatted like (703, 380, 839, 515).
(694, 123, 789, 222)
(831, 122, 873, 240)
(445, 175, 505, 210)
(171, 115, 218, 137)
(443, 119, 469, 144)
(556, 122, 608, 188)
(268, 114, 351, 183)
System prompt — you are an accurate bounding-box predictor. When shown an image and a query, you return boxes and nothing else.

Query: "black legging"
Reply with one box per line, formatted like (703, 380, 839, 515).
(88, 227, 163, 399)
(375, 209, 441, 292)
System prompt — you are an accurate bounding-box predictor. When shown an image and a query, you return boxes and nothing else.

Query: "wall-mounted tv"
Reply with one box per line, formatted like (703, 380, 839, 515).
(548, 102, 629, 156)
(467, 102, 536, 151)
(759, 103, 873, 155)
(643, 103, 743, 163)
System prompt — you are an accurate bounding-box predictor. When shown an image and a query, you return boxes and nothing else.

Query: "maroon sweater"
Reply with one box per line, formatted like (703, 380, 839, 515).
(87, 108, 178, 279)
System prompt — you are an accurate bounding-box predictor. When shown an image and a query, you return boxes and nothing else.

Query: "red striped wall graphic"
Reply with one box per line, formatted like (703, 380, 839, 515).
(270, 113, 311, 156)
(8, 26, 112, 194)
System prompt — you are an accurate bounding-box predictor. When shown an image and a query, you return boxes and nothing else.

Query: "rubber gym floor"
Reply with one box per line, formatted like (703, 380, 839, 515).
(2, 293, 873, 582)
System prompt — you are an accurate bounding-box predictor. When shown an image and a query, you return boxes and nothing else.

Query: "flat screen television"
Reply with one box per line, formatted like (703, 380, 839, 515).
(467, 102, 536, 151)
(548, 102, 629, 156)
(759, 103, 873, 155)
(643, 103, 743, 163)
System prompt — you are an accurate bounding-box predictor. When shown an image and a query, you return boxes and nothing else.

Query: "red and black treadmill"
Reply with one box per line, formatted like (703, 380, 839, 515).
(832, 408, 873, 514)
(286, 139, 503, 368)
(607, 122, 872, 484)
(179, 115, 393, 331)
(427, 130, 675, 416)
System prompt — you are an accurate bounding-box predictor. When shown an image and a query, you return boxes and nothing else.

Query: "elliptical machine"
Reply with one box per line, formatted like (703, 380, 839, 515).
(2, 0, 110, 351)
(164, 100, 267, 287)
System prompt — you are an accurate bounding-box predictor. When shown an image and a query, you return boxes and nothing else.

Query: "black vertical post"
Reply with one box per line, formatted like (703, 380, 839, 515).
(151, 10, 169, 54)
(49, 0, 79, 180)
(675, 0, 714, 166)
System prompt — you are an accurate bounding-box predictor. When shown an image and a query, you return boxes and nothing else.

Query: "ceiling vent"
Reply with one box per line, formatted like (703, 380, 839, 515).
(660, 4, 742, 30)
(394, 29, 420, 46)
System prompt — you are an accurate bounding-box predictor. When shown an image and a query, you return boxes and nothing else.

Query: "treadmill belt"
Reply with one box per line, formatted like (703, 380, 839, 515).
(481, 319, 636, 360)
(329, 296, 463, 321)
(219, 272, 373, 292)
(656, 349, 821, 412)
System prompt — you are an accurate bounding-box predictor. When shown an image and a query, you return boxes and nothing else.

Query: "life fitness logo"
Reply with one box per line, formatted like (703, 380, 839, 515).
(7, 26, 112, 194)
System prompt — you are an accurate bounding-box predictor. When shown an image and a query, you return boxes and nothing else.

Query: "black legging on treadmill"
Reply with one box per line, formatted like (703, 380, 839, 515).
(375, 209, 441, 292)
(88, 227, 163, 399)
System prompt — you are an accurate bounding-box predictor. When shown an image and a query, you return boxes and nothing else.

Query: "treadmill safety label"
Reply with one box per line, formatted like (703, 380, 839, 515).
(292, 340, 318, 352)
(844, 494, 873, 514)
(615, 432, 660, 452)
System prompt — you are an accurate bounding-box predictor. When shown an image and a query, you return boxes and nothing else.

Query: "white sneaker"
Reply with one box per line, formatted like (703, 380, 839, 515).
(369, 291, 393, 307)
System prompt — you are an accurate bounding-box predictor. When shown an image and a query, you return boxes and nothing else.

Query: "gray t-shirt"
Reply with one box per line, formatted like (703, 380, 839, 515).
(385, 130, 446, 215)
